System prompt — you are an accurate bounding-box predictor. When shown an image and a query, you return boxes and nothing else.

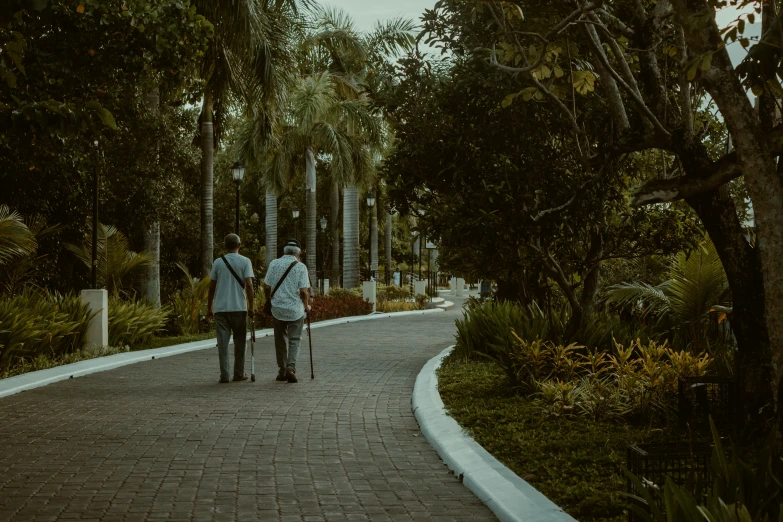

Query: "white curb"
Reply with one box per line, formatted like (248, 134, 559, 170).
(412, 346, 577, 522)
(0, 308, 445, 400)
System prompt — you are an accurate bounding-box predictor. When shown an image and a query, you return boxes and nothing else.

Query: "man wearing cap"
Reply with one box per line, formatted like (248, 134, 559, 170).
(207, 233, 255, 383)
(264, 239, 312, 383)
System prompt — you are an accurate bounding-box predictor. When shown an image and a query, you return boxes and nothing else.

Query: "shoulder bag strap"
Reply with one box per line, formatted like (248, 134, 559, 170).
(271, 261, 299, 299)
(220, 255, 246, 293)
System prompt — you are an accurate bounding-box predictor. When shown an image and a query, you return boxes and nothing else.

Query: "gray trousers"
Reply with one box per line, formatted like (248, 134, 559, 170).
(215, 312, 246, 381)
(274, 316, 305, 372)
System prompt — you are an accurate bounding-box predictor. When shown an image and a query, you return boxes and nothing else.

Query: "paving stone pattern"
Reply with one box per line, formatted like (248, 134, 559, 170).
(0, 306, 495, 522)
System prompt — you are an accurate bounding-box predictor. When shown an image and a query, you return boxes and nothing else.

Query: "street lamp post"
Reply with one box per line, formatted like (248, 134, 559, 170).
(366, 190, 376, 280)
(292, 206, 300, 241)
(320, 216, 327, 290)
(231, 161, 246, 235)
(91, 140, 100, 288)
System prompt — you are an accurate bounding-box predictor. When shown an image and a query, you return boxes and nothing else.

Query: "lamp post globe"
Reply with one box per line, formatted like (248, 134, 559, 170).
(231, 161, 246, 183)
(292, 206, 300, 240)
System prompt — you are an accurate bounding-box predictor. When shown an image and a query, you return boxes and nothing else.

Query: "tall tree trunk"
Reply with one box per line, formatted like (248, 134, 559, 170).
(330, 180, 340, 286)
(370, 195, 378, 278)
(385, 212, 393, 284)
(673, 0, 783, 432)
(687, 186, 772, 421)
(265, 189, 278, 270)
(143, 222, 161, 307)
(142, 87, 161, 307)
(343, 185, 359, 289)
(199, 96, 215, 277)
(305, 147, 317, 286)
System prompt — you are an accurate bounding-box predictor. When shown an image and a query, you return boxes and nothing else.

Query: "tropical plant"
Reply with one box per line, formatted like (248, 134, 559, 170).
(0, 212, 61, 294)
(66, 223, 152, 297)
(0, 290, 94, 372)
(108, 299, 169, 348)
(171, 262, 211, 335)
(625, 420, 782, 522)
(0, 205, 35, 267)
(606, 238, 731, 352)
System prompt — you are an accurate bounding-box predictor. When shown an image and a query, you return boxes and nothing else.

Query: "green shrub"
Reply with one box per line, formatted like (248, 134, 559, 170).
(377, 284, 410, 302)
(171, 262, 210, 335)
(0, 290, 93, 371)
(455, 300, 527, 360)
(108, 299, 169, 348)
(328, 287, 362, 299)
(377, 300, 420, 313)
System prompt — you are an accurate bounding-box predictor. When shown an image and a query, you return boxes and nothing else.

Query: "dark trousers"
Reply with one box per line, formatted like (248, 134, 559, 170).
(215, 312, 246, 381)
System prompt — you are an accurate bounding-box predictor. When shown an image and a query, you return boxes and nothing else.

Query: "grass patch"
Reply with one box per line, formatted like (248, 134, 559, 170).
(437, 353, 680, 522)
(136, 331, 216, 351)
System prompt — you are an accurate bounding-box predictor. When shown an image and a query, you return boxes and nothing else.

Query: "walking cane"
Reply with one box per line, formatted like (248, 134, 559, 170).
(250, 316, 256, 382)
(307, 312, 314, 379)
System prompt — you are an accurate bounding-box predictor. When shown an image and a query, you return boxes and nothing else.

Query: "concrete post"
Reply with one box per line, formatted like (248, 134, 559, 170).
(362, 280, 376, 313)
(456, 278, 465, 297)
(80, 289, 108, 352)
(450, 277, 457, 295)
(323, 279, 330, 296)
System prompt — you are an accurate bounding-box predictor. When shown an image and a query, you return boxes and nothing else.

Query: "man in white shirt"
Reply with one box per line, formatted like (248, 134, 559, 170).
(264, 239, 312, 383)
(207, 234, 255, 383)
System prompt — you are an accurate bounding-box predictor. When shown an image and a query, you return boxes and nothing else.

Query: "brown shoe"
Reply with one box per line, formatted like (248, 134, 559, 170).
(232, 373, 248, 382)
(286, 369, 298, 383)
(275, 369, 287, 381)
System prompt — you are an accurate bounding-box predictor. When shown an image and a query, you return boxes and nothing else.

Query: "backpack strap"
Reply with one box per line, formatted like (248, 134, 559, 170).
(271, 261, 299, 300)
(220, 255, 246, 293)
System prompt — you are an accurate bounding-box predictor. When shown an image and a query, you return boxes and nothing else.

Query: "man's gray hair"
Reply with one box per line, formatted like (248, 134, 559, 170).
(284, 245, 300, 256)
(225, 233, 240, 250)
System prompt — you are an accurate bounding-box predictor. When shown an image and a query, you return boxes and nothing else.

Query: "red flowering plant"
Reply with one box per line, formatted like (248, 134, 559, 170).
(254, 294, 372, 328)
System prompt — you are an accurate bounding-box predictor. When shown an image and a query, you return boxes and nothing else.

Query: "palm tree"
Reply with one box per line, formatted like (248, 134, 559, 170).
(270, 72, 379, 285)
(141, 87, 161, 307)
(192, 0, 307, 276)
(606, 238, 731, 351)
(232, 107, 279, 271)
(304, 8, 414, 288)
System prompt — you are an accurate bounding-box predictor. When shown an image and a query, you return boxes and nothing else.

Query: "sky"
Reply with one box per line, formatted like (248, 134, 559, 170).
(321, 0, 435, 31)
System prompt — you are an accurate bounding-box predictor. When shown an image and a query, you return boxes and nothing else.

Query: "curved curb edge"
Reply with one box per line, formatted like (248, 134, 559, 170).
(412, 346, 577, 522)
(0, 308, 445, 400)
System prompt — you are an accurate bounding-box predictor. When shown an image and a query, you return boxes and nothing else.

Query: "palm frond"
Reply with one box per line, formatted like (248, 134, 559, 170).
(0, 206, 36, 266)
(65, 223, 152, 297)
(364, 17, 416, 57)
(667, 239, 729, 326)
(605, 281, 672, 318)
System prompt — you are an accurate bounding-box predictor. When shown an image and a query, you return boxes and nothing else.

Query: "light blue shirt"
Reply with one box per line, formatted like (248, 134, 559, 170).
(264, 255, 311, 321)
(210, 253, 254, 313)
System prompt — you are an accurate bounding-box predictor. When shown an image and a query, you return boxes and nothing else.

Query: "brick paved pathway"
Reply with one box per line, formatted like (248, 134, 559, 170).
(0, 304, 495, 522)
